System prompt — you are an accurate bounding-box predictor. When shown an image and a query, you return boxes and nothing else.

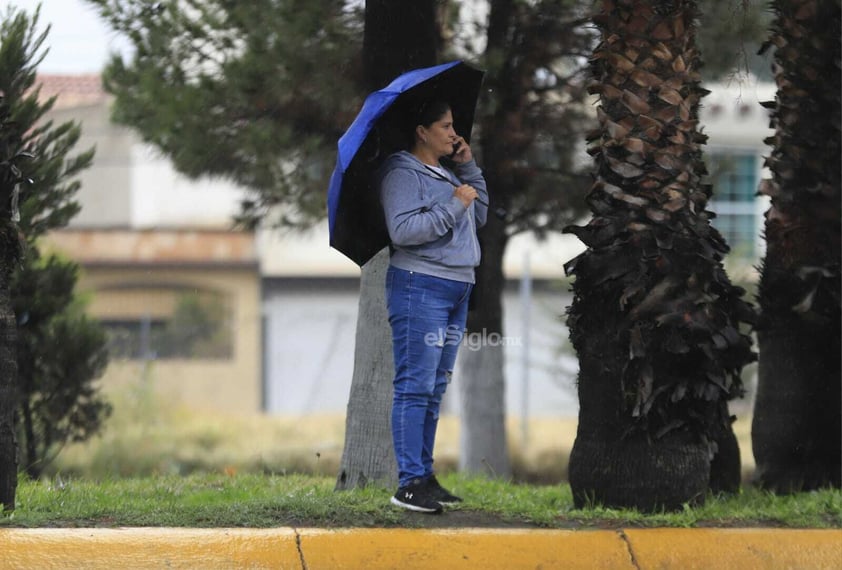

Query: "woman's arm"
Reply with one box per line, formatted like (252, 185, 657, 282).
(381, 169, 467, 246)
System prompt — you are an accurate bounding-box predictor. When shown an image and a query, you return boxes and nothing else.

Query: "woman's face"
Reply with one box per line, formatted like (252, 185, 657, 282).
(418, 109, 457, 158)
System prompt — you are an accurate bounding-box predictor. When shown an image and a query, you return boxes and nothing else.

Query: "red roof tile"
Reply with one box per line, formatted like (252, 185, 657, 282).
(34, 74, 107, 109)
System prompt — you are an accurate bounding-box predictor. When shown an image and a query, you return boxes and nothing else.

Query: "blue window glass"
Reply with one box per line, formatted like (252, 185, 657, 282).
(706, 152, 758, 257)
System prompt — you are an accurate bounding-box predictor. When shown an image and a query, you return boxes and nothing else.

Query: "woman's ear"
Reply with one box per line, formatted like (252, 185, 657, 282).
(415, 125, 427, 144)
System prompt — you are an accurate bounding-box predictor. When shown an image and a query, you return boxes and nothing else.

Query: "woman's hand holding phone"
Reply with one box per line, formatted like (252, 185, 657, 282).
(449, 136, 472, 164)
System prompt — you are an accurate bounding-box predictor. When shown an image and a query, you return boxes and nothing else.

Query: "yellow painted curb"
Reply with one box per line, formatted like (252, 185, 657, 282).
(1, 527, 841, 569)
(0, 528, 300, 569)
(299, 527, 632, 569)
(624, 528, 842, 570)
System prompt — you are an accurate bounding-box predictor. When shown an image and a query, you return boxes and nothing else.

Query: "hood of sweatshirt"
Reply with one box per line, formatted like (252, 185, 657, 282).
(376, 151, 459, 185)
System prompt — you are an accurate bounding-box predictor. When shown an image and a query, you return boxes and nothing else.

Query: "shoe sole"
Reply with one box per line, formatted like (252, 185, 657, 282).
(390, 496, 443, 514)
(437, 499, 462, 506)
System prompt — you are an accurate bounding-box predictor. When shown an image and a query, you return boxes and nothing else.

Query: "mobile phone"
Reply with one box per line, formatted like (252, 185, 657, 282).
(449, 142, 462, 159)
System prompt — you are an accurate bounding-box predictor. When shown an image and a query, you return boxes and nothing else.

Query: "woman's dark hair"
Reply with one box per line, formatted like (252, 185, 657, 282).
(414, 99, 451, 128)
(393, 99, 450, 149)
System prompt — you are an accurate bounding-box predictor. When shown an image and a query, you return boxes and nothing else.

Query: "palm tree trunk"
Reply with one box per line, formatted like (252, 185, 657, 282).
(566, 291, 711, 509)
(708, 408, 741, 494)
(753, 325, 840, 491)
(564, 0, 756, 511)
(752, 0, 841, 493)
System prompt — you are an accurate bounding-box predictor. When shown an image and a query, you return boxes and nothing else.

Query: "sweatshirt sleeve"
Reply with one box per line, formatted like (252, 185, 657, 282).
(453, 159, 489, 228)
(380, 168, 467, 246)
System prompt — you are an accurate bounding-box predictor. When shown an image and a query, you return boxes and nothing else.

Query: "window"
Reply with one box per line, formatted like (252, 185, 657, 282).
(101, 318, 167, 360)
(100, 290, 233, 360)
(706, 152, 759, 258)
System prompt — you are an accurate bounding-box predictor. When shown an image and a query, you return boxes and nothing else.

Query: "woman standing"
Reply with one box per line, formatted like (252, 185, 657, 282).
(378, 100, 489, 513)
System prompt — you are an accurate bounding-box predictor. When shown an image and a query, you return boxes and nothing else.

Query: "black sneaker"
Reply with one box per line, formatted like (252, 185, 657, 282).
(426, 475, 463, 505)
(390, 479, 443, 514)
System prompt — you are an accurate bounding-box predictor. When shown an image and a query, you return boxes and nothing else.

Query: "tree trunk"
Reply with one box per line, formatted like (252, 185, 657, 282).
(0, 90, 21, 509)
(570, 434, 709, 510)
(752, 0, 841, 493)
(457, 346, 510, 477)
(564, 0, 756, 511)
(335, 249, 397, 489)
(567, 305, 710, 510)
(21, 400, 37, 480)
(362, 0, 438, 81)
(0, 265, 17, 511)
(753, 326, 841, 491)
(708, 409, 741, 495)
(335, 0, 438, 490)
(458, 214, 511, 477)
(0, 82, 23, 511)
(455, 0, 520, 480)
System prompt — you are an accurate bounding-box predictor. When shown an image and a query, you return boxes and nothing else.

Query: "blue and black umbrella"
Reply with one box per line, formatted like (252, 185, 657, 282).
(327, 61, 485, 266)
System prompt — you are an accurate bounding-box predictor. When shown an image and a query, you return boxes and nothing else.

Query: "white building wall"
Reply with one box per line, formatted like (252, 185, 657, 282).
(701, 79, 776, 147)
(263, 282, 579, 417)
(263, 287, 359, 413)
(59, 104, 134, 228)
(129, 144, 248, 229)
(701, 78, 776, 261)
(62, 102, 249, 231)
(258, 222, 586, 281)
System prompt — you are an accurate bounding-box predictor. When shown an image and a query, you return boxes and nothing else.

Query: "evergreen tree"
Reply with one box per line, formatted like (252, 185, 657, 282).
(85, 0, 365, 229)
(12, 252, 110, 479)
(0, 6, 36, 512)
(696, 0, 773, 81)
(0, 7, 111, 484)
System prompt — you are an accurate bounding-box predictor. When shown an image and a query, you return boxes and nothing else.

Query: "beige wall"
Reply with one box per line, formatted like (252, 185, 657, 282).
(42, 199, 262, 416)
(77, 265, 262, 415)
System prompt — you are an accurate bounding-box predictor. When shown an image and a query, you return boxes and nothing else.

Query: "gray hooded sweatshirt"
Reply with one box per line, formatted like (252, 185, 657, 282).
(379, 150, 489, 283)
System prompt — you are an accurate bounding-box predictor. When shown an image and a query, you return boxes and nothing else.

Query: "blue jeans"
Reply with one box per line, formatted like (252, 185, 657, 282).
(386, 266, 472, 488)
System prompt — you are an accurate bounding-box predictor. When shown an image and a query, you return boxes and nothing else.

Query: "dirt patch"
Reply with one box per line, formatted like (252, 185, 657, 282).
(379, 511, 816, 531)
(17, 510, 830, 530)
(386, 510, 547, 529)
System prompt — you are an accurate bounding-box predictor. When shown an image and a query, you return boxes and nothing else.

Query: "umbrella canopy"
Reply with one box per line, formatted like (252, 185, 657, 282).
(327, 60, 485, 266)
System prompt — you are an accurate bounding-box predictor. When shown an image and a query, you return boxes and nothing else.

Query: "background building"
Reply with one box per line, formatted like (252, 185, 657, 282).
(39, 75, 262, 415)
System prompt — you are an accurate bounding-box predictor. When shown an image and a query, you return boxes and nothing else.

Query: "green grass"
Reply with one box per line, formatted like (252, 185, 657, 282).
(3, 473, 840, 529)
(7, 385, 838, 530)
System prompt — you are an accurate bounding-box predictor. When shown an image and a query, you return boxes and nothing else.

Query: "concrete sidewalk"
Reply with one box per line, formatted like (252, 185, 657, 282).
(1, 527, 841, 569)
